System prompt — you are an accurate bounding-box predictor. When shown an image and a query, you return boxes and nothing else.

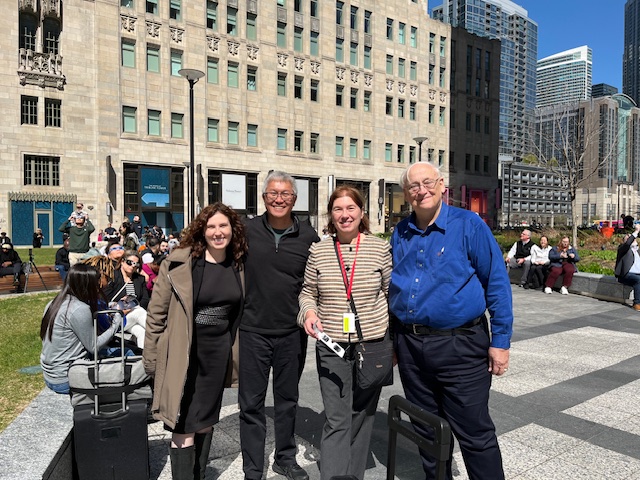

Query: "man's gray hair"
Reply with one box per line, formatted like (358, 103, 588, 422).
(399, 163, 442, 189)
(263, 170, 298, 195)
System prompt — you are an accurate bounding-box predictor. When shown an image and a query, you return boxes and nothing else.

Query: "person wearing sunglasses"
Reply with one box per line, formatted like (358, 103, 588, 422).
(102, 250, 149, 350)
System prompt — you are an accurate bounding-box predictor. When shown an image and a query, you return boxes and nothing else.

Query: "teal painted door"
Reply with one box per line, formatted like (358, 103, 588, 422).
(36, 213, 50, 247)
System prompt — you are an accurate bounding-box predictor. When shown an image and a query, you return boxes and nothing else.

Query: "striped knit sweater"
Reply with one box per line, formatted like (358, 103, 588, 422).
(298, 233, 392, 343)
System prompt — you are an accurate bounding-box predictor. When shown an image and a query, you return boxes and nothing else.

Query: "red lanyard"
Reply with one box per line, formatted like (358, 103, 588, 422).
(336, 234, 361, 300)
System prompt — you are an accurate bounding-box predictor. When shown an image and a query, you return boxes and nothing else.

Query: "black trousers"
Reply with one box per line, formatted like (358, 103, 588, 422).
(238, 329, 307, 479)
(394, 322, 504, 480)
(528, 264, 549, 289)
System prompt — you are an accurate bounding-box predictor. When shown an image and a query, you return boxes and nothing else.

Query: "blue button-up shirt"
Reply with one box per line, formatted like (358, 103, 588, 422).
(389, 203, 513, 349)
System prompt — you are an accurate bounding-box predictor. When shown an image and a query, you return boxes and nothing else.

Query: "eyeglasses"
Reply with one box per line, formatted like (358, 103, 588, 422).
(406, 177, 441, 195)
(124, 259, 139, 267)
(109, 246, 124, 252)
(263, 191, 295, 202)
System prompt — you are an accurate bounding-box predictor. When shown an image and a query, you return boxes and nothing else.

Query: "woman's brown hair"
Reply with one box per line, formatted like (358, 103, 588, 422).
(326, 185, 370, 236)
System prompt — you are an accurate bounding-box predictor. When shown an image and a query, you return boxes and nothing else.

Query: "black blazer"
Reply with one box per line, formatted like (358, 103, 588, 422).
(615, 234, 637, 279)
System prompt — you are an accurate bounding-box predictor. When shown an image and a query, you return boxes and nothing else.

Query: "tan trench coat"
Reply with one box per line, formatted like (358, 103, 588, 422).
(143, 247, 244, 429)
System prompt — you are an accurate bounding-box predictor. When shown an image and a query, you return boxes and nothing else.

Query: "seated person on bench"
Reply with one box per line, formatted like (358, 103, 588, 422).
(0, 243, 22, 286)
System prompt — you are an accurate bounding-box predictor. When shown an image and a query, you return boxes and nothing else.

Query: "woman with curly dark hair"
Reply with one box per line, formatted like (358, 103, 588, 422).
(143, 202, 247, 480)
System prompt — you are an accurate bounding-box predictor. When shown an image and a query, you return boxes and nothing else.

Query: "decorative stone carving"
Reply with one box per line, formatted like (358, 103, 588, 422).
(17, 49, 66, 90)
(18, 0, 37, 13)
(310, 18, 320, 33)
(350, 70, 359, 83)
(278, 53, 288, 67)
(247, 0, 258, 14)
(228, 40, 240, 56)
(121, 15, 136, 33)
(410, 85, 418, 96)
(207, 35, 220, 52)
(294, 57, 304, 71)
(146, 20, 161, 38)
(42, 0, 61, 18)
(429, 89, 436, 100)
(440, 92, 447, 103)
(364, 74, 373, 87)
(310, 61, 321, 74)
(247, 44, 259, 61)
(9, 191, 76, 202)
(386, 79, 394, 91)
(398, 82, 406, 94)
(336, 67, 345, 81)
(171, 26, 184, 44)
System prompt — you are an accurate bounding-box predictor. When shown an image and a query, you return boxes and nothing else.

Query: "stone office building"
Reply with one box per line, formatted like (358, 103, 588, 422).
(4, 0, 486, 245)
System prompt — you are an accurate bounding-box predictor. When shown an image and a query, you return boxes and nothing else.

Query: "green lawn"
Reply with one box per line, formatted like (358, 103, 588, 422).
(14, 247, 56, 267)
(0, 293, 55, 431)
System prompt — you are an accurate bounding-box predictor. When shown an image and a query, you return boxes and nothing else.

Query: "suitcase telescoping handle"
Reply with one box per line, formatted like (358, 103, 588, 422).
(92, 309, 126, 416)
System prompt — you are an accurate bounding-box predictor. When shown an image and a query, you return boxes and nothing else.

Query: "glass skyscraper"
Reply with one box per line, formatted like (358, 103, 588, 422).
(536, 46, 592, 108)
(433, 0, 538, 162)
(624, 0, 640, 104)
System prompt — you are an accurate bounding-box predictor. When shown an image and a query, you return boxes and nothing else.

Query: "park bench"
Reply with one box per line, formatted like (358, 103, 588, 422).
(0, 265, 63, 295)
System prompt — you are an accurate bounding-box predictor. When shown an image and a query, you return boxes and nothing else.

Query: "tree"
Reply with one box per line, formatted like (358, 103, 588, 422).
(529, 100, 619, 247)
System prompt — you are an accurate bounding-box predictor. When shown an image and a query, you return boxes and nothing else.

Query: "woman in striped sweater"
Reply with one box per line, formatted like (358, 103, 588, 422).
(299, 185, 392, 480)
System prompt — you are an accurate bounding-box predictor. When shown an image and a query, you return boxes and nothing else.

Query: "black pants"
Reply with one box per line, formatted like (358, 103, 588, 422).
(394, 322, 504, 480)
(528, 264, 549, 289)
(238, 329, 307, 479)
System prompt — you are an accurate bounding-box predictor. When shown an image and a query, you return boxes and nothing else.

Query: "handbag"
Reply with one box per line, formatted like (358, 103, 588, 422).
(333, 239, 394, 390)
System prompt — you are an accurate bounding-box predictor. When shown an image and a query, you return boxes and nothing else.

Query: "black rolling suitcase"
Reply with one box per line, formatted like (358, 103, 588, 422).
(71, 310, 150, 480)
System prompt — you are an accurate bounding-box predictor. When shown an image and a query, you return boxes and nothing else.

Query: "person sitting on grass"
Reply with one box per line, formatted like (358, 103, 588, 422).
(544, 237, 580, 295)
(615, 223, 640, 311)
(40, 263, 123, 395)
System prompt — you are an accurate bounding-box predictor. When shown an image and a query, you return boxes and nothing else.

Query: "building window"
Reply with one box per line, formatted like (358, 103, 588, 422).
(428, 104, 434, 124)
(227, 62, 239, 88)
(363, 91, 371, 112)
(439, 150, 445, 167)
(309, 132, 320, 153)
(465, 154, 471, 170)
(398, 99, 405, 118)
(336, 85, 344, 106)
(350, 42, 358, 66)
(386, 18, 393, 40)
(410, 26, 417, 47)
(335, 136, 344, 156)
(349, 138, 357, 158)
(385, 96, 392, 115)
(474, 154, 480, 171)
(439, 107, 445, 126)
(386, 55, 393, 75)
(277, 128, 287, 150)
(409, 146, 416, 163)
(429, 32, 435, 53)
(45, 98, 61, 127)
(364, 10, 371, 34)
(465, 113, 471, 131)
(170, 50, 182, 76)
(398, 58, 405, 78)
(294, 27, 303, 52)
(440, 68, 446, 88)
(310, 31, 319, 56)
(350, 6, 358, 29)
(170, 0, 181, 20)
(350, 88, 357, 109)
(171, 113, 184, 138)
(310, 0, 318, 17)
(21, 95, 38, 125)
(398, 22, 405, 44)
(428, 64, 434, 84)
(475, 114, 481, 133)
(397, 144, 404, 163)
(277, 0, 285, 6)
(410, 61, 417, 81)
(428, 148, 434, 163)
(363, 140, 371, 159)
(385, 143, 392, 162)
(147, 45, 160, 72)
(23, 155, 60, 186)
(336, 1, 344, 25)
(336, 38, 344, 62)
(364, 46, 371, 69)
(294, 0, 302, 13)
(440, 36, 446, 56)
(278, 73, 287, 96)
(247, 66, 257, 91)
(228, 121, 239, 144)
(294, 130, 303, 151)
(121, 40, 135, 68)
(247, 13, 257, 40)
(207, 118, 219, 142)
(247, 124, 258, 147)
(146, 0, 158, 15)
(311, 79, 319, 101)
(484, 117, 490, 134)
(483, 155, 489, 173)
(122, 106, 137, 133)
(148, 109, 161, 136)
(277, 22, 287, 48)
(207, 1, 218, 30)
(43, 18, 61, 55)
(227, 7, 238, 35)
(409, 101, 416, 120)
(19, 13, 37, 51)
(207, 58, 219, 84)
(294, 76, 303, 99)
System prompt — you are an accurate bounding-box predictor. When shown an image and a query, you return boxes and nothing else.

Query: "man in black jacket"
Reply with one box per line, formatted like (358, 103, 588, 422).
(615, 223, 640, 311)
(239, 171, 318, 480)
(0, 243, 22, 285)
(505, 229, 534, 287)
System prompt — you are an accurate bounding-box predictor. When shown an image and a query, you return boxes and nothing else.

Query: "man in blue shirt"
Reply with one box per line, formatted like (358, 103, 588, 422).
(389, 162, 513, 480)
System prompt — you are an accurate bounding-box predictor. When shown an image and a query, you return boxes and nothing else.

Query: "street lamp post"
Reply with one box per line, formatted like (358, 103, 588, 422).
(413, 136, 428, 163)
(179, 68, 205, 224)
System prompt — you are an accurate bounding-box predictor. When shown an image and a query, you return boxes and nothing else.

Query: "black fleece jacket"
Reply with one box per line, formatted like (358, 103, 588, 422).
(240, 213, 319, 335)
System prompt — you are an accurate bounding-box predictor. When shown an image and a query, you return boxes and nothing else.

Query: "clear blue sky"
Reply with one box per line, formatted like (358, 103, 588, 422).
(517, 0, 626, 89)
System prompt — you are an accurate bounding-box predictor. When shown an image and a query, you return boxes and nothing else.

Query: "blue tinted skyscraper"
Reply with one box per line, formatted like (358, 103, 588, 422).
(432, 0, 538, 162)
(624, 0, 640, 104)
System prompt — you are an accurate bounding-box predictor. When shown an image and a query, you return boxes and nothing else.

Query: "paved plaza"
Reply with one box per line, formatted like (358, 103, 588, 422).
(141, 285, 640, 479)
